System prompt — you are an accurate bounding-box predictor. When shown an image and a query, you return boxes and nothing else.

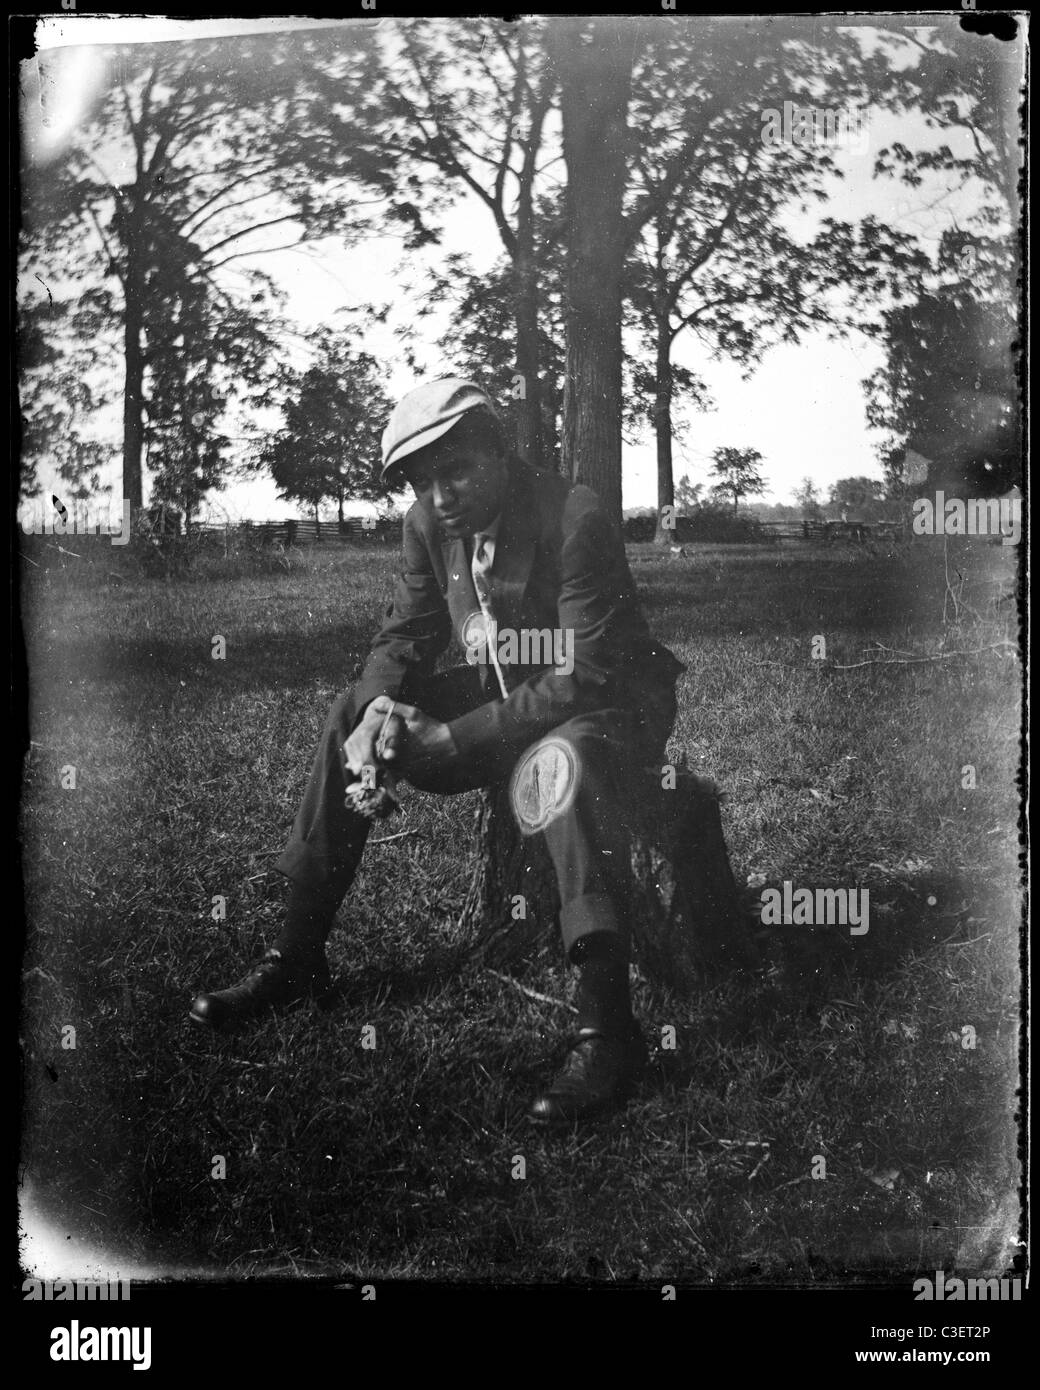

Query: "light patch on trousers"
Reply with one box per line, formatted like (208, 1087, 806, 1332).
(509, 736, 580, 834)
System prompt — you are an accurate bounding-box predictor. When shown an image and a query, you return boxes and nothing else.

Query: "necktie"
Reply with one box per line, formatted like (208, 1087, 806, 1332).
(471, 533, 508, 698)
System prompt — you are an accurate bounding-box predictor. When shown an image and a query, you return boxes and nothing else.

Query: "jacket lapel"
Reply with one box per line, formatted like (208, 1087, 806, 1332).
(440, 533, 476, 640)
(486, 458, 537, 635)
(436, 458, 537, 636)
(433, 459, 538, 695)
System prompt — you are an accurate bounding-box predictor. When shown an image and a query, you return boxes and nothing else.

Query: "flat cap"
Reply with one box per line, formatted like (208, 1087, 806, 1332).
(380, 378, 496, 483)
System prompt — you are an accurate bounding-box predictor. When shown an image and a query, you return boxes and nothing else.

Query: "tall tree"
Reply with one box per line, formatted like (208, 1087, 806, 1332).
(549, 16, 950, 528)
(259, 333, 393, 525)
(399, 230, 568, 469)
(866, 18, 1024, 493)
(316, 18, 956, 530)
(550, 17, 639, 522)
(674, 474, 705, 512)
(794, 478, 824, 518)
(710, 446, 766, 514)
(864, 284, 1020, 494)
(137, 209, 294, 529)
(828, 476, 885, 519)
(625, 22, 930, 542)
(20, 30, 388, 511)
(18, 297, 113, 504)
(871, 19, 1024, 271)
(319, 19, 559, 468)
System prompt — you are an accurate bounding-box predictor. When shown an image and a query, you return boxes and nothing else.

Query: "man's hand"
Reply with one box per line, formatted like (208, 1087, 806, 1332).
(343, 696, 457, 781)
(374, 695, 458, 778)
(343, 698, 406, 778)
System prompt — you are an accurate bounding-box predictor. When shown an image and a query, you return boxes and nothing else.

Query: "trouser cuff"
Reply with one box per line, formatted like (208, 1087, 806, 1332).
(559, 892, 627, 959)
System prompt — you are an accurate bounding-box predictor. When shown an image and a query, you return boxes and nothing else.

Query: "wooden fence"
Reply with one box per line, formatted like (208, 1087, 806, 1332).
(189, 517, 399, 546)
(159, 515, 910, 548)
(758, 519, 910, 544)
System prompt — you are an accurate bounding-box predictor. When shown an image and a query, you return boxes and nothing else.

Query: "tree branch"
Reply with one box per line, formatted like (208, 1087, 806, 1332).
(206, 239, 309, 267)
(84, 204, 126, 292)
(199, 214, 302, 259)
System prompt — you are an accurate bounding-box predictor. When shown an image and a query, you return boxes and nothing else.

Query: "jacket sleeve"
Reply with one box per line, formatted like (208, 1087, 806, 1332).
(445, 493, 643, 773)
(352, 506, 452, 717)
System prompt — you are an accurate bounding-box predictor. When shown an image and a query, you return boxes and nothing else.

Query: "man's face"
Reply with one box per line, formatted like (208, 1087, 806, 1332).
(404, 438, 508, 537)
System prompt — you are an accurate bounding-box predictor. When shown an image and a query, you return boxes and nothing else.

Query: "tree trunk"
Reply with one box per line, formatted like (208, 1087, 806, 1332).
(512, 62, 553, 473)
(458, 764, 753, 991)
(122, 242, 145, 513)
(653, 302, 675, 545)
(513, 249, 546, 471)
(554, 18, 636, 526)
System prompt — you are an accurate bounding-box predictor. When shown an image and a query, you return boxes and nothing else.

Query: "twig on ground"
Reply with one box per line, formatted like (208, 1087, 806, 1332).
(771, 1174, 813, 1194)
(666, 1199, 714, 1266)
(748, 1150, 773, 1181)
(369, 828, 420, 844)
(484, 968, 577, 1013)
(944, 536, 960, 625)
(834, 642, 1014, 670)
(866, 642, 914, 656)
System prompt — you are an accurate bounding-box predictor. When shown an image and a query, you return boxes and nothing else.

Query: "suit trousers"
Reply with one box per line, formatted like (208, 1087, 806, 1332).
(274, 667, 677, 959)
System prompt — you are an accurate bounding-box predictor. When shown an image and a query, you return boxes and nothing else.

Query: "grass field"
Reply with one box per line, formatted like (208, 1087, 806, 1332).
(19, 533, 1023, 1284)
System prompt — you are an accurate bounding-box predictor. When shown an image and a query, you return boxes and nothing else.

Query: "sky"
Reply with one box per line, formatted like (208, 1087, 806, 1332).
(22, 13, 1002, 521)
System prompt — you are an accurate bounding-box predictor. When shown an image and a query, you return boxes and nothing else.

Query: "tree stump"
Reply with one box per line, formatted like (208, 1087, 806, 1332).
(457, 758, 753, 991)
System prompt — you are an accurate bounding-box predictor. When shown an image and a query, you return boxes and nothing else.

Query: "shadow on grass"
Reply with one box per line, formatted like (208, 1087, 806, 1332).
(23, 546, 971, 709)
(635, 551, 959, 637)
(652, 868, 1010, 1088)
(323, 941, 472, 1013)
(25, 625, 376, 699)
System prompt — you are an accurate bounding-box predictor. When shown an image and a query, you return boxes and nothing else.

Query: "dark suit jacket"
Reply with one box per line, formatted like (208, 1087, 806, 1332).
(354, 455, 685, 771)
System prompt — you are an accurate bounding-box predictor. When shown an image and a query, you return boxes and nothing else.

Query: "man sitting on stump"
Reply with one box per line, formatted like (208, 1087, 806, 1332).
(191, 379, 685, 1125)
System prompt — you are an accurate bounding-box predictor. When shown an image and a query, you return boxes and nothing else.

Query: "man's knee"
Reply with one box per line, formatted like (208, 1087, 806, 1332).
(554, 696, 675, 769)
(554, 709, 628, 740)
(541, 712, 631, 776)
(509, 716, 629, 837)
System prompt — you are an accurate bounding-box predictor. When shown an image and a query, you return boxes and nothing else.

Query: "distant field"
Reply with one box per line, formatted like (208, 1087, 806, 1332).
(19, 534, 1022, 1283)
